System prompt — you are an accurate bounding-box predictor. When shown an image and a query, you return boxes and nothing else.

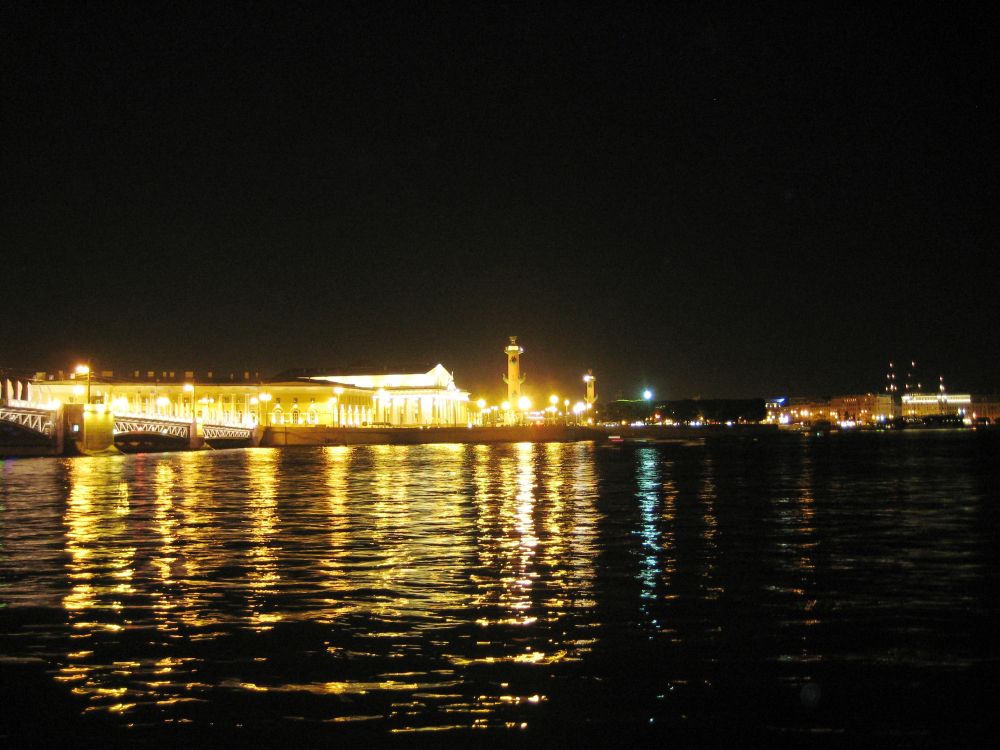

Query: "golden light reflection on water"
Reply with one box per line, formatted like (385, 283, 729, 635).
(13, 444, 602, 729)
(697, 454, 722, 600)
(2, 436, 992, 740)
(245, 449, 281, 630)
(59, 457, 141, 712)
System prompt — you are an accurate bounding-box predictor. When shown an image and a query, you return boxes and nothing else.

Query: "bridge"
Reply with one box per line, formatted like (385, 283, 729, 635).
(112, 412, 256, 452)
(2, 376, 259, 456)
(0, 403, 62, 455)
(0, 405, 58, 438)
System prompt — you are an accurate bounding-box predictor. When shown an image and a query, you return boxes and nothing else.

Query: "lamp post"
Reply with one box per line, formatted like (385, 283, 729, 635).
(75, 364, 91, 404)
(517, 395, 531, 426)
(183, 383, 196, 419)
(258, 392, 272, 426)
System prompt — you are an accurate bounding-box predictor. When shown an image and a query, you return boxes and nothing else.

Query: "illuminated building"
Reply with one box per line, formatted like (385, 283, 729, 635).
(31, 364, 470, 428)
(305, 364, 469, 426)
(900, 391, 971, 418)
(900, 376, 970, 418)
(765, 397, 837, 425)
(829, 393, 897, 423)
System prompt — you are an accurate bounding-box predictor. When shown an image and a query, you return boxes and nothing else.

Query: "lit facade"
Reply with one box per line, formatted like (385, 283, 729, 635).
(307, 364, 469, 426)
(901, 392, 971, 417)
(829, 393, 896, 423)
(765, 397, 837, 425)
(31, 364, 470, 428)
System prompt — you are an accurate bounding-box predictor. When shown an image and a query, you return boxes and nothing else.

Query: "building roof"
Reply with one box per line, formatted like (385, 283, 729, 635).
(307, 364, 461, 391)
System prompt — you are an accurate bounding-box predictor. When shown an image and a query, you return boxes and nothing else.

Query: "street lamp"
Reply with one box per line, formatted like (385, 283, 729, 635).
(183, 383, 196, 419)
(75, 364, 91, 404)
(258, 392, 272, 426)
(155, 396, 170, 416)
(643, 389, 653, 401)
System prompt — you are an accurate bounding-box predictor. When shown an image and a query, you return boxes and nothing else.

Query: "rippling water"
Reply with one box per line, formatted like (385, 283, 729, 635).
(1, 433, 997, 746)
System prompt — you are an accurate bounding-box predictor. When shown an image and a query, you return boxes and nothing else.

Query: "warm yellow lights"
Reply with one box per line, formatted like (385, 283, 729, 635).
(259, 393, 273, 403)
(333, 387, 344, 396)
(501, 401, 511, 411)
(572, 402, 586, 414)
(74, 364, 90, 376)
(183, 383, 194, 393)
(549, 395, 559, 405)
(517, 396, 531, 411)
(72, 384, 85, 396)
(155, 396, 170, 408)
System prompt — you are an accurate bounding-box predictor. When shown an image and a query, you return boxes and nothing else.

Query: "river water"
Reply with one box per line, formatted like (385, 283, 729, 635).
(1, 433, 996, 746)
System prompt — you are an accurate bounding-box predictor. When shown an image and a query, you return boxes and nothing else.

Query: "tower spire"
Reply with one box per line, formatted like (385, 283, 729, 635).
(502, 336, 525, 404)
(584, 370, 597, 406)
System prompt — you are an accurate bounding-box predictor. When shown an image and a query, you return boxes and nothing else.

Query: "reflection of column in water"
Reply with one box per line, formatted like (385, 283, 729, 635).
(60, 457, 139, 713)
(171, 452, 222, 630)
(538, 442, 599, 644)
(63, 460, 136, 616)
(513, 443, 538, 617)
(368, 445, 413, 621)
(366, 444, 474, 624)
(537, 443, 567, 617)
(698, 455, 721, 600)
(317, 445, 351, 623)
(151, 462, 179, 632)
(635, 448, 662, 603)
(245, 449, 281, 631)
(787, 447, 819, 635)
(466, 443, 600, 676)
(470, 443, 535, 625)
(567, 443, 600, 612)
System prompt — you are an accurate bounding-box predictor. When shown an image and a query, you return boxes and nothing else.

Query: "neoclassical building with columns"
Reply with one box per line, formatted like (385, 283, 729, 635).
(31, 364, 471, 428)
(305, 364, 470, 426)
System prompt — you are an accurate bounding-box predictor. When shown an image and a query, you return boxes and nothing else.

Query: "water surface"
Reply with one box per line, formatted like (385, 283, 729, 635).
(1, 433, 996, 746)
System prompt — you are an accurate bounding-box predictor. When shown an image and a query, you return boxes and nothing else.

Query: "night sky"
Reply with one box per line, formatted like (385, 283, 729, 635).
(3, 2, 997, 401)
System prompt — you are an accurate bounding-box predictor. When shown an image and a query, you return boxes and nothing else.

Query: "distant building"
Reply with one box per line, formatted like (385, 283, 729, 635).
(829, 393, 896, 423)
(970, 396, 1000, 422)
(765, 397, 836, 425)
(900, 392, 971, 418)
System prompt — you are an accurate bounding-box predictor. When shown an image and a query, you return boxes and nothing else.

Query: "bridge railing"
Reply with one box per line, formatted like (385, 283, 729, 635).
(112, 410, 255, 428)
(0, 405, 58, 438)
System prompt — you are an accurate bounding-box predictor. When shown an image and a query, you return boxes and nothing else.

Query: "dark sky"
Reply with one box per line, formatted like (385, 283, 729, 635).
(3, 2, 997, 401)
